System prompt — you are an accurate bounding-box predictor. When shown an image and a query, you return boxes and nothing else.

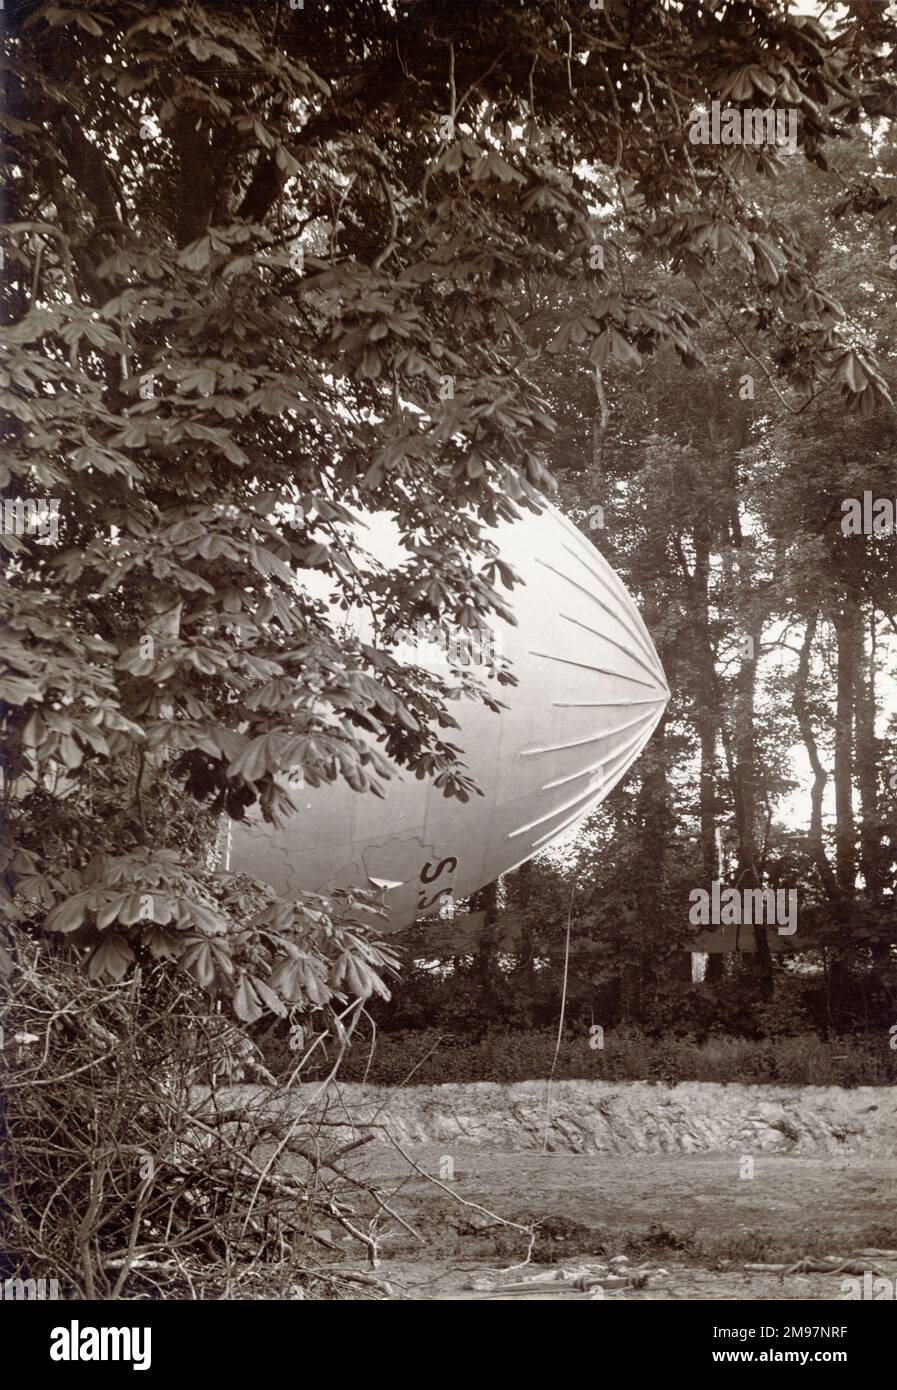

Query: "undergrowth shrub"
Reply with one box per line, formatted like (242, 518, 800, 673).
(0, 939, 393, 1299)
(262, 1025, 897, 1087)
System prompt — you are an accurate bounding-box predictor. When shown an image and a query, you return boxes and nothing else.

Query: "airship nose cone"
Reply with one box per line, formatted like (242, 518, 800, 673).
(228, 502, 669, 930)
(493, 507, 670, 856)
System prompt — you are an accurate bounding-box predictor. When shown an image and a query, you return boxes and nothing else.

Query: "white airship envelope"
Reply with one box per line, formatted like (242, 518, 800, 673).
(229, 502, 669, 929)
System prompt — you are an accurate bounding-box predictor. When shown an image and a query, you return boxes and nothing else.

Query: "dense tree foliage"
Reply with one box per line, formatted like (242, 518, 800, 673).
(2, 0, 895, 1030)
(368, 52, 897, 1040)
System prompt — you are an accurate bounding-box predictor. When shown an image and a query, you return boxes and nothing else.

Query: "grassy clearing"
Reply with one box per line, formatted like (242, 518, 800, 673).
(347, 1148, 897, 1270)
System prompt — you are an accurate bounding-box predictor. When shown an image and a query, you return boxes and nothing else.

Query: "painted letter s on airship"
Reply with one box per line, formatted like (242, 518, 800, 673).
(229, 502, 669, 931)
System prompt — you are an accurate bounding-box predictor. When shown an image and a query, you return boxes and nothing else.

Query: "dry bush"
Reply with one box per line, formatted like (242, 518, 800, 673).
(0, 937, 396, 1300)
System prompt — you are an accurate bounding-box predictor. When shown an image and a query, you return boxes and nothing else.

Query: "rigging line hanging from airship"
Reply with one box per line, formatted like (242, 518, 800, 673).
(228, 500, 670, 932)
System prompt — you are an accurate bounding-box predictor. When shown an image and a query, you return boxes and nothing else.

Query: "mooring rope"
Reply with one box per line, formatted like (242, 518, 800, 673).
(541, 882, 575, 1155)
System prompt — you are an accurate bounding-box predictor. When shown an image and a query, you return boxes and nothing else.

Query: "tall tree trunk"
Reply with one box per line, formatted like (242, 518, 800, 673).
(626, 702, 680, 1015)
(794, 612, 838, 899)
(833, 600, 859, 896)
(731, 532, 773, 998)
(510, 860, 536, 992)
(856, 606, 883, 902)
(693, 515, 725, 982)
(855, 606, 890, 1013)
(829, 597, 861, 1020)
(469, 878, 499, 986)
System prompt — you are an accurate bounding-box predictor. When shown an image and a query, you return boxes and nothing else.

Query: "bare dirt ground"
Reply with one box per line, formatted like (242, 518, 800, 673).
(230, 1081, 897, 1300)
(317, 1149, 897, 1301)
